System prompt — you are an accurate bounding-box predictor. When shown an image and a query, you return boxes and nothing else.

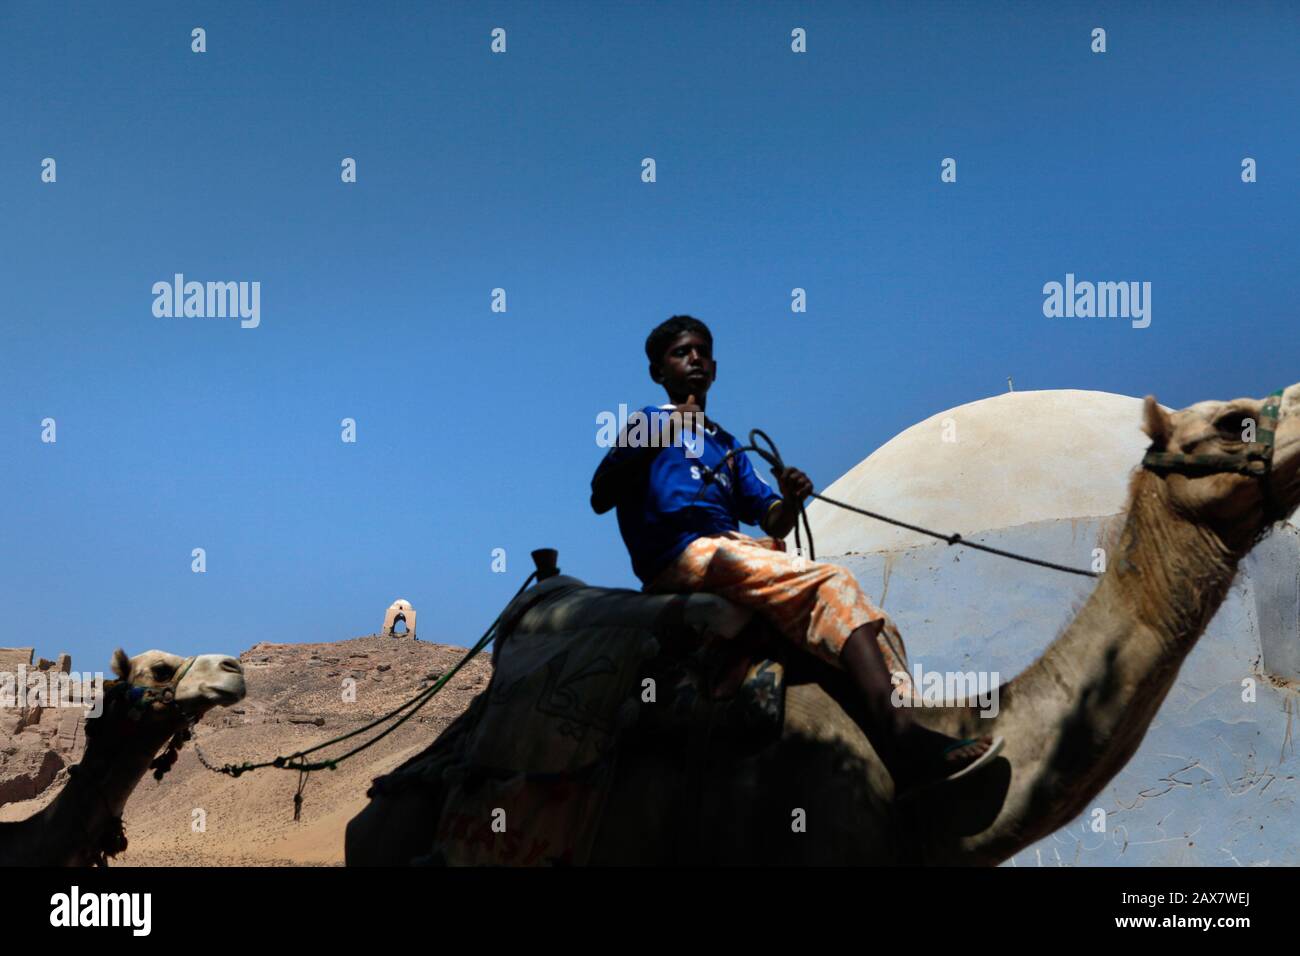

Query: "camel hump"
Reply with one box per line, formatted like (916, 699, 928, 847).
(417, 578, 784, 865)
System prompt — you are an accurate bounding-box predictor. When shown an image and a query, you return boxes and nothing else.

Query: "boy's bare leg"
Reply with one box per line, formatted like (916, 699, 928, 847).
(838, 621, 995, 790)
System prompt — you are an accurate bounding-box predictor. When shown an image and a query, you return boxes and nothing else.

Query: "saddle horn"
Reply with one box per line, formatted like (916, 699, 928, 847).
(530, 548, 560, 581)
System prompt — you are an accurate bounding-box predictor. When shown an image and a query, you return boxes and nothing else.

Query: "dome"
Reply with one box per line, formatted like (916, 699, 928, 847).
(800, 389, 1161, 556)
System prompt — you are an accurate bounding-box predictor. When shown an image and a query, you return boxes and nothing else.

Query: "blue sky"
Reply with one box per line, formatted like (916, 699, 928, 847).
(2, 2, 1297, 667)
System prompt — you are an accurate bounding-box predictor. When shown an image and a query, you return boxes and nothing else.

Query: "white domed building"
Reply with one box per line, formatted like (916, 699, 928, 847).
(796, 389, 1300, 866)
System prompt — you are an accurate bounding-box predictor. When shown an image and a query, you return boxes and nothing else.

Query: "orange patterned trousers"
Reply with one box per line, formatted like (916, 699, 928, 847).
(645, 531, 910, 683)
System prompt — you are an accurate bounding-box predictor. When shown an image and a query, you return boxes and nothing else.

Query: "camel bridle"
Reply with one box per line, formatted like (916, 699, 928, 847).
(1142, 389, 1286, 522)
(122, 655, 197, 718)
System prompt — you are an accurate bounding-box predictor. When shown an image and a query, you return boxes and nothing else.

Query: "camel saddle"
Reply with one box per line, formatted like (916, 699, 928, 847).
(370, 574, 786, 866)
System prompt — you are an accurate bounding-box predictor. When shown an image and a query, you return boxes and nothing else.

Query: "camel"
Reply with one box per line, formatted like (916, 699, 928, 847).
(346, 384, 1300, 865)
(0, 648, 246, 866)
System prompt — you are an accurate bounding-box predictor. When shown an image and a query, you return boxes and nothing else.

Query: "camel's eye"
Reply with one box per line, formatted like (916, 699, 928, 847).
(151, 663, 175, 681)
(1214, 411, 1252, 442)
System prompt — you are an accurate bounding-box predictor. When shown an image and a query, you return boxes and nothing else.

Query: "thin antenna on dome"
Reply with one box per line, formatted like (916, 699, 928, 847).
(1007, 376, 1014, 392)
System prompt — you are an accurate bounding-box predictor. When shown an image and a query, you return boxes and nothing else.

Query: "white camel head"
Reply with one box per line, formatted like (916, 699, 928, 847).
(108, 648, 246, 721)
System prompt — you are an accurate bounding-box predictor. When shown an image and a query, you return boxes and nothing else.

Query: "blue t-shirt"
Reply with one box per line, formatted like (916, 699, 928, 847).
(593, 404, 782, 586)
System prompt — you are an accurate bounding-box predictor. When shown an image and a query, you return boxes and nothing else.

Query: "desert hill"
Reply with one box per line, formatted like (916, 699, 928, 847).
(0, 634, 492, 866)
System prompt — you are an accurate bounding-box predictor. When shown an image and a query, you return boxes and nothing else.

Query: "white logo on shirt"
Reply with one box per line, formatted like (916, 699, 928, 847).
(690, 465, 730, 489)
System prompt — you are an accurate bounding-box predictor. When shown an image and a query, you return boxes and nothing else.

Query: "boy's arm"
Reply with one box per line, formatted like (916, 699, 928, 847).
(591, 405, 701, 514)
(758, 467, 814, 538)
(591, 442, 663, 514)
(759, 502, 790, 538)
(760, 499, 797, 538)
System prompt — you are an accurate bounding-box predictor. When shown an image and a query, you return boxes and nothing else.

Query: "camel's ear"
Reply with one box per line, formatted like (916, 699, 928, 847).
(1142, 395, 1171, 447)
(111, 648, 132, 680)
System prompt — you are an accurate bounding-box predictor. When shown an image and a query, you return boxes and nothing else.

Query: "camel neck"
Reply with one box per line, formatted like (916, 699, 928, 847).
(1103, 471, 1240, 654)
(35, 720, 173, 866)
(1010, 471, 1239, 715)
(945, 472, 1243, 863)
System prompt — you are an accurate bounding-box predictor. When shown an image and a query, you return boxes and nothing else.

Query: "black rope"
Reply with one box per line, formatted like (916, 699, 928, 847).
(706, 428, 1099, 580)
(807, 491, 1099, 578)
(194, 570, 540, 781)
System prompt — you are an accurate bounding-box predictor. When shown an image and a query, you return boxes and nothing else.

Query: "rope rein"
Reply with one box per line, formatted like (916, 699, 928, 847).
(705, 428, 1101, 579)
(193, 571, 539, 791)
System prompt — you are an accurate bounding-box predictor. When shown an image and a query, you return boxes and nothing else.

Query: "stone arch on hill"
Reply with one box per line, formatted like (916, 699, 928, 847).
(382, 600, 416, 639)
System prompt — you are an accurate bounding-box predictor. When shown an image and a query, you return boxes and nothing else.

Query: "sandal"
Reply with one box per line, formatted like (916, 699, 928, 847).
(895, 735, 1005, 801)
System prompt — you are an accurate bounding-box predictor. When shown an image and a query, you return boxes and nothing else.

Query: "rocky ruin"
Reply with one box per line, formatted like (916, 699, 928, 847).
(0, 647, 87, 805)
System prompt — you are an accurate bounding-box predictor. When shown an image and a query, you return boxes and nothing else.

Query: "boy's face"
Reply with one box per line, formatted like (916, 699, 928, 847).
(652, 331, 716, 400)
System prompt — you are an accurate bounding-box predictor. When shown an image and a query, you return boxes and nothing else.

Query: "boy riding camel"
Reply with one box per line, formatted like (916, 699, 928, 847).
(591, 315, 1003, 797)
